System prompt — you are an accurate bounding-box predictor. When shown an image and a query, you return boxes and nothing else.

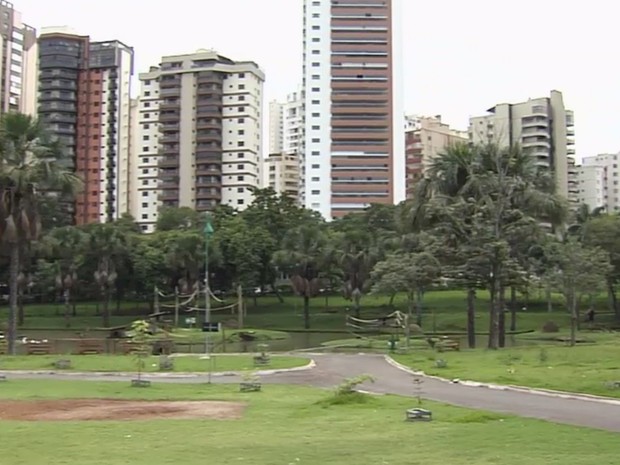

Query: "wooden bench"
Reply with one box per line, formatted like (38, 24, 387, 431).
(437, 338, 460, 352)
(406, 408, 432, 422)
(77, 340, 105, 355)
(27, 342, 52, 355)
(119, 341, 139, 355)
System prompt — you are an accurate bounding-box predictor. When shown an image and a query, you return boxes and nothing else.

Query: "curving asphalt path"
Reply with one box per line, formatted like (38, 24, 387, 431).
(6, 353, 620, 432)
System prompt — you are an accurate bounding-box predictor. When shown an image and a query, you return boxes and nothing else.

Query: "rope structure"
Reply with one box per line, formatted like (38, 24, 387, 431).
(187, 302, 238, 313)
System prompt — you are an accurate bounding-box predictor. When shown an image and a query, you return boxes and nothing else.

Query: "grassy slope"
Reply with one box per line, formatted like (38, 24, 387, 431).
(0, 381, 617, 465)
(0, 355, 308, 372)
(16, 289, 613, 332)
(393, 334, 620, 397)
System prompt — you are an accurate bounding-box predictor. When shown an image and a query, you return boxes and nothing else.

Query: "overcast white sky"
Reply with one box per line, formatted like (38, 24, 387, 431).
(18, 0, 619, 159)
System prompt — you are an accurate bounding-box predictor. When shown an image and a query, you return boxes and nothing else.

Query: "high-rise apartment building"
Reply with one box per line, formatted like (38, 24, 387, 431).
(263, 152, 300, 198)
(405, 115, 468, 197)
(132, 49, 264, 233)
(469, 90, 576, 204)
(0, 1, 37, 115)
(37, 28, 133, 224)
(267, 88, 303, 201)
(302, 0, 404, 220)
(576, 153, 620, 213)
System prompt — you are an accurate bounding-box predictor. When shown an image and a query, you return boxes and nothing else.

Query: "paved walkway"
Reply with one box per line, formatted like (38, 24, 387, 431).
(7, 353, 620, 432)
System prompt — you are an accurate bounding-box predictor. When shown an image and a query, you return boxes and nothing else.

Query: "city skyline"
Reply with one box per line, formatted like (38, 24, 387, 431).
(17, 0, 620, 160)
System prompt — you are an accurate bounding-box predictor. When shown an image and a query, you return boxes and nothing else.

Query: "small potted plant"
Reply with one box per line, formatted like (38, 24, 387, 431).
(130, 319, 151, 388)
(239, 371, 261, 392)
(253, 343, 270, 367)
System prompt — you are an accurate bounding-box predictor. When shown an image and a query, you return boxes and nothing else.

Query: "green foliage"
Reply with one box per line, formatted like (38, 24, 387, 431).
(130, 319, 151, 380)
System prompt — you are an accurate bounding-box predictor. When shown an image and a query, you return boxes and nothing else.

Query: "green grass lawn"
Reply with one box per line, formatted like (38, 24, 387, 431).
(393, 334, 620, 398)
(10, 289, 620, 334)
(0, 380, 617, 465)
(0, 354, 308, 373)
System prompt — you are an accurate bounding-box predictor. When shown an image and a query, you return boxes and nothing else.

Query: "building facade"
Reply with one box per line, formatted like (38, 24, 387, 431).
(132, 50, 264, 233)
(469, 90, 576, 204)
(0, 1, 37, 115)
(37, 28, 133, 224)
(404, 115, 468, 197)
(263, 152, 300, 199)
(576, 153, 620, 213)
(302, 0, 404, 220)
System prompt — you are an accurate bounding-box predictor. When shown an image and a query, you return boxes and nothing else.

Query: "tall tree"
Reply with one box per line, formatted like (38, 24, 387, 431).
(273, 225, 327, 329)
(544, 237, 611, 345)
(0, 113, 80, 353)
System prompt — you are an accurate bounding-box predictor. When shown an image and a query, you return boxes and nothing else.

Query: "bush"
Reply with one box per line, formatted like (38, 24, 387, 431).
(542, 321, 560, 333)
(317, 375, 376, 407)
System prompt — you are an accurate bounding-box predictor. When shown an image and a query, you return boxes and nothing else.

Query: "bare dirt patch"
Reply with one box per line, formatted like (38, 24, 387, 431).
(0, 399, 246, 421)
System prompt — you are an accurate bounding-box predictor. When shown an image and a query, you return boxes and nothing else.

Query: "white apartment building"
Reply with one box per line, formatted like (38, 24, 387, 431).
(132, 50, 264, 233)
(302, 0, 404, 220)
(0, 1, 37, 115)
(577, 153, 620, 212)
(469, 90, 577, 204)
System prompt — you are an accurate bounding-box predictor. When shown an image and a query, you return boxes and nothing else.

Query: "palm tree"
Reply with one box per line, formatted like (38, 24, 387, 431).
(42, 226, 87, 328)
(0, 113, 81, 354)
(273, 225, 327, 329)
(84, 223, 127, 327)
(410, 142, 567, 349)
(163, 229, 204, 294)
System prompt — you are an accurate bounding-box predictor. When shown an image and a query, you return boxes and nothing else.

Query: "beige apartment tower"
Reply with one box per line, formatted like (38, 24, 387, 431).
(132, 50, 264, 233)
(469, 90, 577, 204)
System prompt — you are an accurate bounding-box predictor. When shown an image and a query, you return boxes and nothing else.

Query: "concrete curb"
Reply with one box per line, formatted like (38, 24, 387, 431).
(0, 359, 316, 380)
(384, 355, 620, 407)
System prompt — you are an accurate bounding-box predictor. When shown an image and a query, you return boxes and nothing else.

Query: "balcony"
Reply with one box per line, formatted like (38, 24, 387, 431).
(159, 191, 179, 200)
(196, 119, 221, 130)
(196, 166, 222, 176)
(159, 156, 179, 168)
(160, 87, 181, 98)
(160, 100, 180, 111)
(159, 180, 179, 189)
(567, 128, 575, 137)
(160, 122, 179, 132)
(161, 134, 179, 143)
(159, 77, 181, 88)
(159, 112, 180, 122)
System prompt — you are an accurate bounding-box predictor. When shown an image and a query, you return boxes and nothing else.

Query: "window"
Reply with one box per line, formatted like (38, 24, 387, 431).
(237, 176, 244, 181)
(311, 177, 320, 182)
(142, 191, 148, 197)
(238, 106, 245, 112)
(312, 100, 320, 104)
(312, 151, 320, 156)
(239, 164, 245, 170)
(312, 138, 320, 143)
(142, 135, 150, 141)
(312, 164, 320, 169)
(312, 38, 320, 42)
(312, 87, 320, 92)
(142, 124, 149, 129)
(141, 214, 148, 219)
(312, 13, 319, 17)
(238, 129, 245, 135)
(142, 146, 149, 152)
(237, 187, 244, 193)
(238, 73, 245, 78)
(144, 102, 151, 108)
(312, 125, 320, 130)
(311, 190, 320, 195)
(312, 25, 320, 30)
(237, 199, 244, 205)
(312, 62, 320, 67)
(238, 141, 245, 147)
(144, 113, 150, 118)
(312, 112, 320, 117)
(237, 152, 244, 158)
(238, 95, 245, 101)
(311, 75, 320, 80)
(239, 84, 245, 90)
(144, 80, 151, 85)
(142, 157, 149, 163)
(144, 91, 150, 97)
(238, 118, 245, 123)
(142, 202, 148, 208)
(141, 180, 148, 185)
(312, 50, 320, 55)
(142, 169, 148, 174)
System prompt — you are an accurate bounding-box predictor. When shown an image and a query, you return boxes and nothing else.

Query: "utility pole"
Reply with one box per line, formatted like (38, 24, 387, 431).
(204, 213, 214, 382)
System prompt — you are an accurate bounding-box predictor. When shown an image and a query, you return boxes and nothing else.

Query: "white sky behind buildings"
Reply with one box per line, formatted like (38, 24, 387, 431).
(20, 0, 620, 160)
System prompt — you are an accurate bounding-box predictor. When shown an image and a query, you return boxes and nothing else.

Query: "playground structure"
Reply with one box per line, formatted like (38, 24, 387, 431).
(153, 284, 246, 329)
(345, 311, 412, 348)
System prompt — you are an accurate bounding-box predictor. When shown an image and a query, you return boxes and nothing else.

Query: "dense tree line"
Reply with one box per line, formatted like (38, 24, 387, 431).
(1, 113, 619, 354)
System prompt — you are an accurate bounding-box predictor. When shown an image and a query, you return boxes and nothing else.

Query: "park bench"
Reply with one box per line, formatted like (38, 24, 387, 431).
(77, 339, 104, 355)
(406, 408, 432, 422)
(436, 338, 460, 352)
(119, 341, 139, 355)
(26, 342, 52, 355)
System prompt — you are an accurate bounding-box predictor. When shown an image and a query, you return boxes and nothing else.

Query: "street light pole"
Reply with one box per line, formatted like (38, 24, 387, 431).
(204, 213, 214, 382)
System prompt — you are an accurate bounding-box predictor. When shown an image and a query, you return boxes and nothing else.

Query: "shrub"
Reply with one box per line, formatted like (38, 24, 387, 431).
(317, 375, 376, 406)
(542, 321, 560, 333)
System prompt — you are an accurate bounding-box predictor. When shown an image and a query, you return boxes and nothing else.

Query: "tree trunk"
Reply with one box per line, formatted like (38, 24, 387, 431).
(303, 295, 310, 329)
(353, 289, 361, 318)
(466, 288, 476, 349)
(546, 285, 553, 312)
(607, 279, 619, 320)
(102, 288, 110, 328)
(498, 286, 506, 348)
(510, 286, 517, 332)
(570, 291, 577, 347)
(389, 292, 396, 308)
(64, 288, 71, 328)
(72, 302, 77, 317)
(272, 281, 284, 303)
(7, 245, 19, 355)
(17, 291, 25, 327)
(488, 274, 499, 350)
(415, 289, 423, 327)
